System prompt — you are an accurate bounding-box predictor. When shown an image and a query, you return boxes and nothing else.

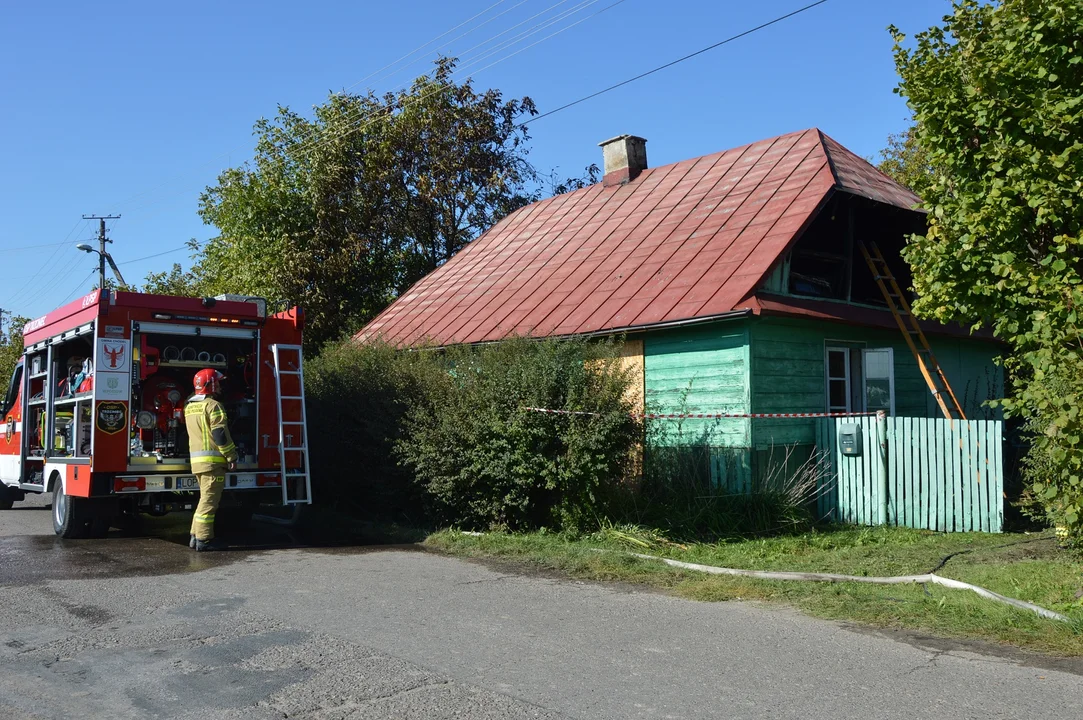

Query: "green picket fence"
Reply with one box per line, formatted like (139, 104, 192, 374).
(815, 416, 1004, 533)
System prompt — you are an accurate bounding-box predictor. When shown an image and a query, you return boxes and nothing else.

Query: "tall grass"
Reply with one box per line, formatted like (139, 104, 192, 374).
(623, 442, 835, 541)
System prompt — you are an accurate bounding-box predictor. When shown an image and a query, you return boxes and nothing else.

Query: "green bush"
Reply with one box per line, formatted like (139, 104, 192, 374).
(396, 337, 641, 531)
(304, 340, 440, 519)
(1020, 359, 1083, 546)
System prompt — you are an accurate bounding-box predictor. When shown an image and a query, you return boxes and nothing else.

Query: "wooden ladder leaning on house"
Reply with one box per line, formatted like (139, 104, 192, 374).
(859, 241, 966, 421)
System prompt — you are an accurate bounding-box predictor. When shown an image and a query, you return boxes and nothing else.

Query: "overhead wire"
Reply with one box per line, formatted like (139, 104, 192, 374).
(57, 270, 98, 306)
(340, 0, 515, 94)
(2, 218, 89, 309)
(118, 245, 189, 265)
(124, 0, 620, 217)
(106, 0, 530, 215)
(452, 0, 604, 72)
(125, 0, 614, 186)
(343, 0, 532, 94)
(282, 0, 600, 162)
(2, 240, 79, 252)
(285, 0, 628, 164)
(442, 0, 578, 71)
(15, 217, 120, 314)
(518, 0, 831, 127)
(17, 248, 93, 313)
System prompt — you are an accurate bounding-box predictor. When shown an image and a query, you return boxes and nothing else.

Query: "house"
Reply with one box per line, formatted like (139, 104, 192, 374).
(358, 129, 1003, 487)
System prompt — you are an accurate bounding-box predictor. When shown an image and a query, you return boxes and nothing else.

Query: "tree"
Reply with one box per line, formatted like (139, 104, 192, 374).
(141, 240, 207, 296)
(891, 0, 1083, 539)
(875, 125, 933, 193)
(196, 57, 578, 349)
(0, 316, 27, 389)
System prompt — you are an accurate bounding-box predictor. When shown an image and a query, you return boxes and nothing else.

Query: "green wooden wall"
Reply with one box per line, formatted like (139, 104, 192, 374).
(643, 322, 752, 490)
(748, 315, 1003, 450)
(643, 322, 750, 447)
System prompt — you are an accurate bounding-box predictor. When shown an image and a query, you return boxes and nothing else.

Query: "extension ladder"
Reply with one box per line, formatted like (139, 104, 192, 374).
(270, 344, 313, 504)
(859, 241, 966, 421)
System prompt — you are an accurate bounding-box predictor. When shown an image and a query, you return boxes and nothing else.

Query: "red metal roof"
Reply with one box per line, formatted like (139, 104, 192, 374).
(358, 129, 922, 347)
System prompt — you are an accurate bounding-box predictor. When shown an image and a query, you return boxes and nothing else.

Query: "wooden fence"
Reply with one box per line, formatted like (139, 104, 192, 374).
(815, 416, 1004, 533)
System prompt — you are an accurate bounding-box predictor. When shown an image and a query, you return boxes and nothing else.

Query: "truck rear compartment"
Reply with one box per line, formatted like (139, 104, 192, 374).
(132, 332, 259, 464)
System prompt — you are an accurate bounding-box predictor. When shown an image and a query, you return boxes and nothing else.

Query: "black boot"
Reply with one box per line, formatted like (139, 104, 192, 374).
(195, 537, 228, 552)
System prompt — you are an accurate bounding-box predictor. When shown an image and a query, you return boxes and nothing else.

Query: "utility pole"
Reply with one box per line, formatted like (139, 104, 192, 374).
(82, 214, 121, 289)
(0, 308, 10, 343)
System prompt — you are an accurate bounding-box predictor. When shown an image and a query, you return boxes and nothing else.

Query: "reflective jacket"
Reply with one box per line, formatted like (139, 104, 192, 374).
(184, 394, 239, 474)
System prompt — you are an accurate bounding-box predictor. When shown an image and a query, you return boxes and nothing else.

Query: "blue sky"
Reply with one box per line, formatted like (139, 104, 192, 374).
(1, 0, 949, 320)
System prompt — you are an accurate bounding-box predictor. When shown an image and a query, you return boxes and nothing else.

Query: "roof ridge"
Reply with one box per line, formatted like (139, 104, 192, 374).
(814, 128, 842, 188)
(816, 129, 921, 207)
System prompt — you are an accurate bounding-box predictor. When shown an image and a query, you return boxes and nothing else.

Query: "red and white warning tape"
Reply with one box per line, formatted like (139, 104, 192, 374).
(521, 407, 878, 419)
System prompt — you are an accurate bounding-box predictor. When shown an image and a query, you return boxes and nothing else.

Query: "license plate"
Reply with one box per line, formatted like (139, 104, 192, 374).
(175, 476, 199, 491)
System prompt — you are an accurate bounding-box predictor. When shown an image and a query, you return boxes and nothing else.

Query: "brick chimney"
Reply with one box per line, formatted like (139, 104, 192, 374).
(599, 135, 647, 187)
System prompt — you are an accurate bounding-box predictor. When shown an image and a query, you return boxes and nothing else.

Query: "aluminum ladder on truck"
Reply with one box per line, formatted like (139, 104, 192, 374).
(270, 344, 313, 504)
(859, 241, 966, 421)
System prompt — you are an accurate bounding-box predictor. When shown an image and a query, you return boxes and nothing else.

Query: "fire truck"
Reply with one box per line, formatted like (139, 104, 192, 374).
(0, 289, 312, 538)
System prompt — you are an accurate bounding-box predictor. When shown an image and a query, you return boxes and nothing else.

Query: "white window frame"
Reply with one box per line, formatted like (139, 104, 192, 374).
(861, 347, 896, 416)
(824, 345, 896, 415)
(825, 347, 851, 414)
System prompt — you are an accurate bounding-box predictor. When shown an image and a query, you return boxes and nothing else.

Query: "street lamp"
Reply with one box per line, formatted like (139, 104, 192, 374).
(76, 242, 127, 289)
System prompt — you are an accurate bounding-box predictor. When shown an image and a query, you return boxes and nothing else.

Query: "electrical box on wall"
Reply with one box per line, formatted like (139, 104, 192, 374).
(839, 424, 862, 456)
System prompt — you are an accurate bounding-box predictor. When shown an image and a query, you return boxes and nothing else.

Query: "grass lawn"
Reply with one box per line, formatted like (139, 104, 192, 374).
(426, 525, 1083, 657)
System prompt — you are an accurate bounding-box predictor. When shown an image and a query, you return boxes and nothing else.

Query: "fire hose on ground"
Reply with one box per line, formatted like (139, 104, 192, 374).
(624, 552, 1073, 624)
(458, 532, 1073, 624)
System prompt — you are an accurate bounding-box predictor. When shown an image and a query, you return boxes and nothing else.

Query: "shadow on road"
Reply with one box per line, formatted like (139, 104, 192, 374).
(0, 504, 429, 586)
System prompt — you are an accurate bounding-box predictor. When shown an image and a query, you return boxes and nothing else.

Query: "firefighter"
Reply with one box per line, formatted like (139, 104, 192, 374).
(184, 368, 238, 551)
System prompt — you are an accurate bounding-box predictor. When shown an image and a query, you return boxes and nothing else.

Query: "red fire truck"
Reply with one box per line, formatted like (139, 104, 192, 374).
(0, 289, 312, 538)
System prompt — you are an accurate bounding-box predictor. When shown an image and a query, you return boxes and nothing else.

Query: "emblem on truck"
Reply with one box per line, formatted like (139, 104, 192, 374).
(95, 402, 127, 435)
(102, 344, 126, 369)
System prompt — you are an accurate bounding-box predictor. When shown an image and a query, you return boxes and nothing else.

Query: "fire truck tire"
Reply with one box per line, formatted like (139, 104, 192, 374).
(52, 480, 91, 539)
(0, 485, 14, 510)
(87, 500, 118, 539)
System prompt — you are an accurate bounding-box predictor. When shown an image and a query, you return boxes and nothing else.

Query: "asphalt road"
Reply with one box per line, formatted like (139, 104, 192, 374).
(1, 493, 1080, 720)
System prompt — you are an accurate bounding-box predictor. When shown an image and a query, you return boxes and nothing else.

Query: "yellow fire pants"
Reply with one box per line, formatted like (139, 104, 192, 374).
(190, 474, 225, 541)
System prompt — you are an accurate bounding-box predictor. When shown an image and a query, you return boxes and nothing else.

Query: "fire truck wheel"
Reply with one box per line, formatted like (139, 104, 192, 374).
(0, 485, 14, 510)
(52, 480, 91, 539)
(87, 500, 118, 539)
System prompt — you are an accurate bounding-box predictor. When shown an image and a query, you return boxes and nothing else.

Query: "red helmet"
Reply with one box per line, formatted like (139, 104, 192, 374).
(193, 369, 225, 396)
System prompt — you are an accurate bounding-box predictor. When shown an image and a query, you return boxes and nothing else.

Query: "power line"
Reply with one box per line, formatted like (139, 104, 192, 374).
(283, 0, 602, 161)
(1, 218, 89, 308)
(2, 240, 77, 252)
(57, 270, 97, 306)
(119, 0, 621, 220)
(286, 0, 628, 164)
(453, 0, 603, 73)
(107, 1, 533, 214)
(437, 0, 578, 75)
(17, 249, 91, 313)
(519, 0, 831, 127)
(342, 0, 529, 94)
(118, 245, 189, 265)
(147, 0, 613, 180)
